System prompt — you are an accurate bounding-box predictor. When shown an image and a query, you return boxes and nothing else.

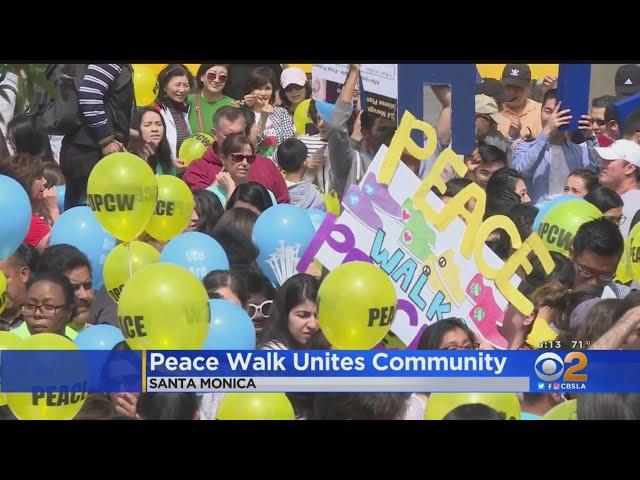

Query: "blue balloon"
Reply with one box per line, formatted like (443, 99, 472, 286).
(252, 204, 315, 286)
(533, 195, 581, 232)
(50, 206, 116, 290)
(74, 324, 125, 350)
(57, 185, 66, 213)
(306, 208, 327, 232)
(203, 299, 256, 350)
(0, 175, 32, 260)
(160, 232, 229, 281)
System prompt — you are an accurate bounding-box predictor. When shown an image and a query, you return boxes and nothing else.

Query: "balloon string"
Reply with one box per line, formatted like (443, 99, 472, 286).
(127, 241, 133, 279)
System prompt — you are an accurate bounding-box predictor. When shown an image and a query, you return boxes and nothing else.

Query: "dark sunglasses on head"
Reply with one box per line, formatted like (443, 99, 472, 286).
(206, 72, 228, 83)
(284, 83, 304, 93)
(230, 153, 256, 164)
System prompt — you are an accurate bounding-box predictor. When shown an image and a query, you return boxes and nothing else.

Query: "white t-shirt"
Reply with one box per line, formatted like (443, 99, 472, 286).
(620, 188, 640, 237)
(548, 145, 570, 200)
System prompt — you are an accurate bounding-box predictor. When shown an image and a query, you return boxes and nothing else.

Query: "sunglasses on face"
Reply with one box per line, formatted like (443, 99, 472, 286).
(229, 153, 256, 164)
(591, 118, 606, 126)
(284, 84, 304, 93)
(247, 300, 274, 320)
(206, 72, 228, 83)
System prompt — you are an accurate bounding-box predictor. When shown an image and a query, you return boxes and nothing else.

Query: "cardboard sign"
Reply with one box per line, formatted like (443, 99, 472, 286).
(397, 64, 477, 155)
(298, 110, 554, 350)
(557, 64, 592, 132)
(312, 64, 398, 121)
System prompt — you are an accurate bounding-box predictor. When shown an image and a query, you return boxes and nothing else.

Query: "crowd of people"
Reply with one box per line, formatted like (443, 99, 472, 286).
(2, 62, 640, 420)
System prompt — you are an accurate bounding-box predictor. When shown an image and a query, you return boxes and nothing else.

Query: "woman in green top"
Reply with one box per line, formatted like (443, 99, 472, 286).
(187, 64, 235, 135)
(130, 107, 177, 176)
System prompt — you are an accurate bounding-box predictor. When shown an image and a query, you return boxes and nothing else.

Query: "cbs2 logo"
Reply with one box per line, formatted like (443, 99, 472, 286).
(534, 352, 587, 382)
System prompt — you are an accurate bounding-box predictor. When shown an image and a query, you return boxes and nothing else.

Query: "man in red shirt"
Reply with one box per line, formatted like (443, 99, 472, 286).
(183, 106, 289, 204)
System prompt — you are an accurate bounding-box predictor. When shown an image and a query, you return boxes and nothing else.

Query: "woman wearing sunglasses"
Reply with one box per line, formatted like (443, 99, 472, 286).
(206, 133, 256, 207)
(279, 67, 311, 118)
(245, 270, 276, 341)
(187, 64, 235, 135)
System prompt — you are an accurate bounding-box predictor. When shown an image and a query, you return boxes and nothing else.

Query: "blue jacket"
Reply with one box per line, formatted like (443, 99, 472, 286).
(512, 132, 598, 204)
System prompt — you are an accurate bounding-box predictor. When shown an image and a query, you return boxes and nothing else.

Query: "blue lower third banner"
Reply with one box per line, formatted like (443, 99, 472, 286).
(2, 350, 640, 393)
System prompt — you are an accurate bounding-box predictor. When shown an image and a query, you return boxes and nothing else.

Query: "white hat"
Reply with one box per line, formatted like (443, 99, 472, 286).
(280, 67, 307, 89)
(594, 139, 640, 167)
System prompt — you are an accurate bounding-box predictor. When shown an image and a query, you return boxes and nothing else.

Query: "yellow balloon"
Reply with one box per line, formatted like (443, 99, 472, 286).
(294, 98, 312, 135)
(629, 222, 640, 281)
(145, 176, 195, 242)
(425, 393, 521, 420)
(217, 393, 295, 420)
(6, 334, 88, 420)
(103, 241, 160, 303)
(543, 399, 577, 420)
(117, 263, 209, 350)
(133, 64, 158, 106)
(0, 270, 7, 316)
(178, 133, 214, 166)
(183, 64, 201, 77)
(0, 332, 22, 407)
(87, 152, 158, 242)
(317, 261, 397, 350)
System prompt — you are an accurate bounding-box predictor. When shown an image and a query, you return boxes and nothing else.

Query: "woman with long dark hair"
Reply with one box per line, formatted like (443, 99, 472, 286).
(258, 273, 320, 350)
(130, 107, 175, 175)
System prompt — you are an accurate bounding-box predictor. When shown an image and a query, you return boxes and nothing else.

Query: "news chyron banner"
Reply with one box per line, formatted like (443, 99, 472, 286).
(2, 350, 640, 394)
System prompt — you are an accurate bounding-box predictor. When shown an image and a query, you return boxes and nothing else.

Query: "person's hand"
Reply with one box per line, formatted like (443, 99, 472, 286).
(577, 114, 594, 139)
(173, 158, 187, 174)
(101, 140, 126, 157)
(306, 154, 327, 169)
(112, 393, 139, 418)
(541, 75, 558, 96)
(142, 141, 157, 159)
(42, 185, 59, 213)
(261, 103, 274, 114)
(243, 93, 258, 108)
(216, 169, 236, 196)
(543, 100, 572, 135)
(508, 117, 522, 139)
(465, 147, 483, 172)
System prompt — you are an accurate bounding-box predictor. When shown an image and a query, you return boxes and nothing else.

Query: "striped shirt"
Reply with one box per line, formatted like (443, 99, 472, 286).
(78, 64, 123, 143)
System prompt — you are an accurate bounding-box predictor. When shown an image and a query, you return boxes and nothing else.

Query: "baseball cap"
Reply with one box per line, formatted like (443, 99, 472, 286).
(475, 94, 508, 125)
(314, 100, 335, 123)
(280, 67, 307, 89)
(615, 64, 640, 96)
(501, 64, 532, 87)
(476, 78, 517, 103)
(594, 139, 640, 167)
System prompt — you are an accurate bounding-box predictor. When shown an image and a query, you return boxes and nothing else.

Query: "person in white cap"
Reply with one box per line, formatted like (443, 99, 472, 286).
(595, 138, 640, 236)
(279, 67, 311, 118)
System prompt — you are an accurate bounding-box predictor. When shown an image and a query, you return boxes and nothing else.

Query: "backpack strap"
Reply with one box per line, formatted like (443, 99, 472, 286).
(194, 93, 204, 133)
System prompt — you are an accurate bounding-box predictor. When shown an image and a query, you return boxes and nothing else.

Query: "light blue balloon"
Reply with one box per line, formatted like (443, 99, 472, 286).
(306, 208, 327, 232)
(252, 204, 315, 286)
(0, 175, 32, 260)
(74, 324, 124, 350)
(533, 194, 581, 232)
(50, 206, 116, 290)
(57, 185, 66, 213)
(203, 299, 256, 350)
(160, 232, 229, 281)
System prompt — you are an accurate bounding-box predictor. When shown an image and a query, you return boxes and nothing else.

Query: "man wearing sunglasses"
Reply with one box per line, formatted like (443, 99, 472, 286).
(183, 106, 289, 204)
(591, 95, 615, 139)
(570, 218, 631, 298)
(595, 138, 640, 237)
